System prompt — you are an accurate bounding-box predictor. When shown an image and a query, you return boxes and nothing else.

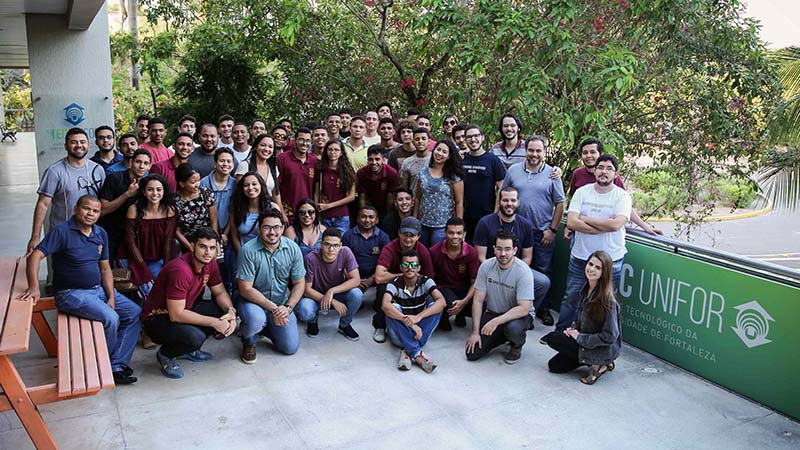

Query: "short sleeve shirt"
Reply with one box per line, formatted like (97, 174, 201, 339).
(356, 164, 398, 216)
(150, 158, 179, 192)
(343, 139, 369, 171)
(502, 162, 566, 230)
(277, 151, 317, 219)
(462, 152, 506, 219)
(142, 252, 222, 320)
(174, 188, 216, 238)
(317, 166, 350, 218)
(97, 170, 137, 244)
(36, 218, 108, 291)
(188, 149, 241, 179)
(473, 213, 536, 259)
(385, 275, 438, 316)
(490, 140, 526, 169)
(304, 247, 358, 292)
(37, 158, 106, 229)
(200, 171, 236, 230)
(429, 240, 480, 289)
(568, 184, 632, 261)
(140, 142, 173, 164)
(397, 154, 430, 188)
(342, 226, 391, 278)
(376, 239, 435, 278)
(568, 166, 624, 196)
(475, 257, 534, 314)
(237, 236, 306, 305)
(387, 145, 416, 171)
(416, 168, 461, 228)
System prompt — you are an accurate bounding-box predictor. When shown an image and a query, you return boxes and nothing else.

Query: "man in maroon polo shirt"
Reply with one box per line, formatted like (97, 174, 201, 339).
(276, 135, 318, 220)
(141, 228, 237, 379)
(429, 217, 480, 331)
(151, 132, 194, 192)
(357, 145, 398, 218)
(372, 217, 434, 343)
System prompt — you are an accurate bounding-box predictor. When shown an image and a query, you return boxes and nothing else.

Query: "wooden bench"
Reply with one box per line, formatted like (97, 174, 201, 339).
(0, 126, 17, 142)
(0, 257, 114, 450)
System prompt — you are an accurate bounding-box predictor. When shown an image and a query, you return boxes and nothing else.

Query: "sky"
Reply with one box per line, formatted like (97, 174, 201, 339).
(744, 0, 800, 49)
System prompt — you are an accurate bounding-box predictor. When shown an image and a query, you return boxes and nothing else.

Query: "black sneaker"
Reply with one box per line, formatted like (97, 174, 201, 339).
(454, 314, 467, 328)
(338, 324, 360, 341)
(536, 308, 555, 326)
(113, 371, 138, 385)
(504, 345, 522, 365)
(437, 317, 452, 331)
(306, 321, 320, 338)
(121, 365, 134, 377)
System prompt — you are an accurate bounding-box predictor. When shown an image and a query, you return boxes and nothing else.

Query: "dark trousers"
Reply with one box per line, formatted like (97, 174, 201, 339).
(466, 310, 531, 361)
(464, 216, 480, 245)
(143, 300, 224, 358)
(544, 330, 582, 373)
(438, 287, 470, 319)
(372, 284, 388, 329)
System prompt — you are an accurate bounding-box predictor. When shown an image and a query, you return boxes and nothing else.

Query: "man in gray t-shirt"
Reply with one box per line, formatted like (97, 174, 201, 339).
(28, 128, 107, 256)
(466, 230, 534, 364)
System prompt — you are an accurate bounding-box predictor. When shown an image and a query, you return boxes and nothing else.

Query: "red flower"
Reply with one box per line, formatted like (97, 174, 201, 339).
(415, 98, 426, 106)
(366, 0, 374, 6)
(705, 142, 715, 150)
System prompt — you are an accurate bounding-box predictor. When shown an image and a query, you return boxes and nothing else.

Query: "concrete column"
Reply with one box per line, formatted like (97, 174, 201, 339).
(0, 82, 5, 126)
(25, 3, 114, 175)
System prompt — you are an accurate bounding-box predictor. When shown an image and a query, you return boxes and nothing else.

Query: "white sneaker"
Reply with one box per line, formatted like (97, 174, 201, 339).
(373, 328, 386, 343)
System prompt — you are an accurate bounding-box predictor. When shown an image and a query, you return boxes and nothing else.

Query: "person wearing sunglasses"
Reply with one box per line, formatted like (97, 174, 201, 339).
(441, 114, 458, 141)
(381, 250, 446, 373)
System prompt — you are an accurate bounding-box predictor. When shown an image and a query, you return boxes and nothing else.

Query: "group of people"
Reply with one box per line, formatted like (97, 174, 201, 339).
(19, 105, 658, 384)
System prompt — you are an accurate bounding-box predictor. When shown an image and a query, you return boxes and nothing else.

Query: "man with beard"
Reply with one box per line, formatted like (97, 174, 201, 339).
(381, 187, 415, 240)
(90, 125, 123, 171)
(140, 117, 173, 164)
(189, 124, 239, 178)
(99, 149, 152, 261)
(461, 124, 506, 241)
(356, 145, 398, 218)
(107, 133, 140, 174)
(491, 114, 526, 170)
(555, 154, 631, 332)
(134, 114, 150, 145)
(27, 128, 107, 255)
(152, 132, 195, 192)
(343, 205, 391, 305)
(377, 118, 399, 156)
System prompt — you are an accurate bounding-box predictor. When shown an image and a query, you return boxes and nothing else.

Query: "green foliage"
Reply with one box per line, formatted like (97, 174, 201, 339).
(1, 70, 32, 129)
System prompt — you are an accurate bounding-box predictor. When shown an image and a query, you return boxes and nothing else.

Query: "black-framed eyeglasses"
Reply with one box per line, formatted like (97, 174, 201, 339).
(466, 134, 482, 140)
(260, 224, 284, 231)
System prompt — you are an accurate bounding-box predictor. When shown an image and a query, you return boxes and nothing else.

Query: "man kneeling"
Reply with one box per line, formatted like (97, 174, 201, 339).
(381, 250, 446, 373)
(465, 230, 534, 365)
(295, 228, 363, 340)
(141, 227, 237, 378)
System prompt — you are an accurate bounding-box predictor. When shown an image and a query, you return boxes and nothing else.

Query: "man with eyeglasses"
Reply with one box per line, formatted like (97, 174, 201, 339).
(237, 209, 307, 362)
(295, 228, 362, 340)
(452, 124, 468, 155)
(294, 127, 313, 155)
(188, 123, 239, 178)
(250, 119, 268, 140)
(217, 114, 235, 150)
(90, 125, 123, 171)
(554, 154, 631, 334)
(465, 230, 534, 364)
(277, 127, 318, 221)
(381, 250, 446, 373)
(491, 114, 526, 170)
(461, 124, 506, 241)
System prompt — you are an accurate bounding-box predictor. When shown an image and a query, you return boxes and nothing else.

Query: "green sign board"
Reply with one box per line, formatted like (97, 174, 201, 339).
(550, 231, 800, 420)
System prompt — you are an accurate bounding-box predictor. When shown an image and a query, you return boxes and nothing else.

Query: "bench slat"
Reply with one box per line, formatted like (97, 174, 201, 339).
(0, 258, 34, 355)
(79, 318, 101, 394)
(92, 321, 115, 389)
(68, 315, 86, 396)
(0, 259, 16, 336)
(57, 314, 71, 398)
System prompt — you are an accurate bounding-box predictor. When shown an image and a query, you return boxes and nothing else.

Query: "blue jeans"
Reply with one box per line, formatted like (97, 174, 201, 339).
(556, 256, 624, 331)
(532, 229, 556, 309)
(238, 301, 300, 355)
(295, 288, 363, 327)
(118, 259, 164, 297)
(56, 286, 142, 372)
(321, 216, 350, 234)
(531, 268, 551, 315)
(420, 225, 446, 248)
(386, 301, 441, 358)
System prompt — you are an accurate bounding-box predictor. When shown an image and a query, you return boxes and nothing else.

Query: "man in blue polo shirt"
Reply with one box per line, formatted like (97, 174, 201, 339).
(342, 205, 391, 303)
(19, 195, 141, 384)
(200, 148, 237, 293)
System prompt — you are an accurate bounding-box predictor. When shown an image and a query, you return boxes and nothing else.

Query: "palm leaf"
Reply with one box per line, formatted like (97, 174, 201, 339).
(756, 147, 800, 211)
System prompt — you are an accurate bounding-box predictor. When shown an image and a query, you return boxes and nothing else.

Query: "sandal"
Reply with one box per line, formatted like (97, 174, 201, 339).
(141, 331, 156, 350)
(580, 364, 610, 385)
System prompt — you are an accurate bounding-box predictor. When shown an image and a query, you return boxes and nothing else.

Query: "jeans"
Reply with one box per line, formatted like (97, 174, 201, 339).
(56, 286, 142, 372)
(531, 268, 551, 315)
(143, 300, 223, 358)
(555, 256, 624, 331)
(466, 310, 532, 361)
(295, 288, 363, 327)
(385, 302, 441, 358)
(321, 216, 350, 234)
(532, 229, 556, 309)
(420, 225, 446, 248)
(543, 330, 582, 373)
(118, 259, 164, 297)
(238, 301, 299, 355)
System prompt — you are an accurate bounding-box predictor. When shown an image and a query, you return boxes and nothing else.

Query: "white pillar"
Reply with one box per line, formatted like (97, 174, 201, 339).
(25, 3, 114, 175)
(0, 82, 5, 126)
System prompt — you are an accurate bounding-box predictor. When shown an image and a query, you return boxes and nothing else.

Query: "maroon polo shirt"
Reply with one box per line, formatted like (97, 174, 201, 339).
(429, 240, 480, 289)
(356, 164, 398, 215)
(142, 252, 222, 320)
(568, 166, 625, 196)
(150, 157, 180, 192)
(377, 239, 434, 278)
(277, 150, 317, 219)
(318, 166, 349, 218)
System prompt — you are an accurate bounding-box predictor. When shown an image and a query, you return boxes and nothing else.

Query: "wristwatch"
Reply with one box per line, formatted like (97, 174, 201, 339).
(548, 227, 558, 234)
(285, 304, 294, 313)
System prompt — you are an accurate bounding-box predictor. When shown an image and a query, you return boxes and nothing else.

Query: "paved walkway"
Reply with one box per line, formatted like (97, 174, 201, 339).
(2, 134, 798, 449)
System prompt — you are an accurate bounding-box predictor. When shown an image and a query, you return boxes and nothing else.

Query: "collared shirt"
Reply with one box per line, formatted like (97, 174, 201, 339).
(237, 236, 306, 305)
(473, 213, 536, 259)
(356, 164, 398, 217)
(342, 226, 391, 278)
(568, 166, 625, 196)
(142, 252, 222, 320)
(429, 240, 480, 289)
(140, 142, 173, 164)
(386, 275, 437, 316)
(90, 150, 123, 172)
(150, 157, 180, 192)
(36, 217, 108, 291)
(200, 171, 236, 230)
(490, 139, 526, 170)
(276, 151, 317, 219)
(376, 239, 435, 278)
(343, 138, 369, 171)
(502, 162, 565, 230)
(106, 161, 129, 173)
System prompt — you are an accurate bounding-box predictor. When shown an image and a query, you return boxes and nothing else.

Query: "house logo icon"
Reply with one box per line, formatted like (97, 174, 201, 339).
(731, 301, 774, 349)
(63, 103, 85, 126)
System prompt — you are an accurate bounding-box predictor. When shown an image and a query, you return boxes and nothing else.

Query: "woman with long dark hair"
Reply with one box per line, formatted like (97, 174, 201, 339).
(174, 163, 218, 251)
(543, 250, 621, 385)
(413, 139, 464, 247)
(235, 134, 282, 210)
(315, 139, 356, 233)
(284, 198, 327, 258)
(230, 172, 280, 252)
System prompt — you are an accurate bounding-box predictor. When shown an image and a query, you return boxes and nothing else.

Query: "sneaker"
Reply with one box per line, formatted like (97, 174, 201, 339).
(454, 314, 467, 328)
(539, 336, 549, 345)
(504, 345, 522, 365)
(241, 344, 257, 364)
(179, 349, 213, 362)
(121, 365, 134, 377)
(373, 328, 386, 343)
(437, 317, 452, 331)
(398, 349, 412, 371)
(113, 371, 138, 385)
(306, 321, 320, 338)
(414, 352, 437, 373)
(536, 308, 555, 326)
(156, 349, 184, 379)
(338, 324, 360, 341)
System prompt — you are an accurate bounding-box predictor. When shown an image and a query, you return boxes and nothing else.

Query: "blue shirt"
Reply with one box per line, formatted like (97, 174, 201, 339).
(236, 236, 306, 305)
(200, 171, 236, 230)
(462, 152, 506, 219)
(91, 150, 124, 172)
(342, 226, 391, 278)
(36, 217, 109, 291)
(502, 162, 565, 230)
(473, 213, 536, 259)
(106, 161, 128, 174)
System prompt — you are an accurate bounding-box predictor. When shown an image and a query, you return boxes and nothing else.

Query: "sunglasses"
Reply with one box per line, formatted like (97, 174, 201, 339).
(298, 209, 316, 216)
(444, 120, 457, 125)
(400, 261, 420, 269)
